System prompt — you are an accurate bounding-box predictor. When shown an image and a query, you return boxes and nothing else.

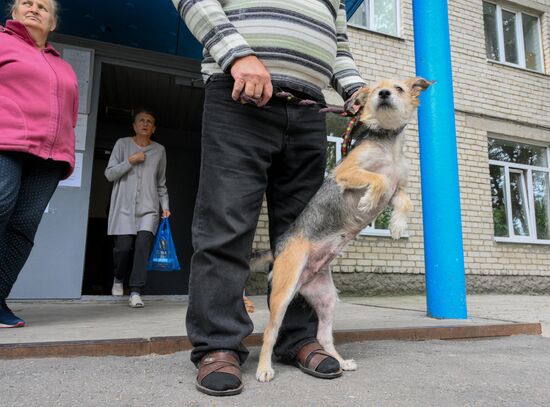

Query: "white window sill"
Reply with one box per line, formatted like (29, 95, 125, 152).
(486, 59, 548, 77)
(495, 236, 550, 245)
(347, 24, 404, 41)
(359, 229, 409, 238)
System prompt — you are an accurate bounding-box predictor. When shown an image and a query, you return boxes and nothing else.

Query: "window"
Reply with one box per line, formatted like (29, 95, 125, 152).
(482, 2, 544, 72)
(326, 114, 394, 237)
(488, 138, 550, 244)
(348, 0, 400, 37)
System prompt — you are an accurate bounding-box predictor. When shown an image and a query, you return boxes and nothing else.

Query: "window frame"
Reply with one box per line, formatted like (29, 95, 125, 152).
(483, 1, 545, 73)
(325, 135, 395, 238)
(489, 137, 550, 245)
(347, 0, 401, 38)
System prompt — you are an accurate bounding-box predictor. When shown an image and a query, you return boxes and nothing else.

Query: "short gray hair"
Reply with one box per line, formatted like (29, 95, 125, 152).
(9, 0, 59, 24)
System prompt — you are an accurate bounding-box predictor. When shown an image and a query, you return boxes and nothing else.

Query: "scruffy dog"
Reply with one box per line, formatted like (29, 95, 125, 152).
(256, 77, 433, 382)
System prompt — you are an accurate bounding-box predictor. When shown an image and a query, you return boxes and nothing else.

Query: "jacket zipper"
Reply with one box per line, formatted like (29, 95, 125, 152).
(42, 49, 61, 159)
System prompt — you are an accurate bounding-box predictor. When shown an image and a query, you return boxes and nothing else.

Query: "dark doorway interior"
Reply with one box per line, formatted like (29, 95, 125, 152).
(82, 63, 203, 295)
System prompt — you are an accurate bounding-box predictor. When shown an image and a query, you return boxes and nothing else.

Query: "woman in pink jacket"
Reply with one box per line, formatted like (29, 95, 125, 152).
(0, 0, 78, 328)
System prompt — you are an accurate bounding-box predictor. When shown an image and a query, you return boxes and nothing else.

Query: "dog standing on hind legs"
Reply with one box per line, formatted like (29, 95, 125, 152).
(256, 77, 433, 382)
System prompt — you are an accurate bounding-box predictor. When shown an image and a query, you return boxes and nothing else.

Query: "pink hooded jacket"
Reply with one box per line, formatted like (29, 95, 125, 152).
(0, 20, 79, 177)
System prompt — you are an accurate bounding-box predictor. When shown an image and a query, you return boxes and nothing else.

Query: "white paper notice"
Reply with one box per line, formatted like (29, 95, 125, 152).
(59, 152, 84, 188)
(63, 48, 92, 114)
(75, 114, 88, 151)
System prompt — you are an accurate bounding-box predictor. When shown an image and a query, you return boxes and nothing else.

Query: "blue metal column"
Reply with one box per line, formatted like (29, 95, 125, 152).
(412, 0, 467, 319)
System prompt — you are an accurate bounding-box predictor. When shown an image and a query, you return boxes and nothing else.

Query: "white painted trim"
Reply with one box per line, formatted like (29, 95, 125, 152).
(488, 134, 550, 149)
(327, 135, 343, 163)
(486, 59, 549, 75)
(495, 4, 505, 63)
(348, 0, 400, 37)
(395, 0, 401, 38)
(490, 144, 550, 242)
(534, 15, 545, 72)
(369, 0, 375, 31)
(504, 165, 514, 238)
(484, 1, 544, 72)
(526, 168, 538, 239)
(495, 236, 550, 245)
(510, 168, 531, 236)
(360, 228, 391, 237)
(516, 11, 527, 69)
(489, 160, 550, 172)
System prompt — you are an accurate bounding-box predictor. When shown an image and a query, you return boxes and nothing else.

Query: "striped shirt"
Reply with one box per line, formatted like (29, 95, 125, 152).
(174, 0, 365, 101)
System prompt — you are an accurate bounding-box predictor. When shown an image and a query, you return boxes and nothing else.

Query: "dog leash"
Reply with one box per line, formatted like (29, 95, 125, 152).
(341, 116, 361, 157)
(239, 89, 361, 157)
(271, 91, 363, 157)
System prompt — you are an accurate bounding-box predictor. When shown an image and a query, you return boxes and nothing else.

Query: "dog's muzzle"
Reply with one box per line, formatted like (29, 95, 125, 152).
(377, 99, 394, 110)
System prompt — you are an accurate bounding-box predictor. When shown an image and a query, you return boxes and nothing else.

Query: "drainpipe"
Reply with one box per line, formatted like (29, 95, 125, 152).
(412, 0, 468, 319)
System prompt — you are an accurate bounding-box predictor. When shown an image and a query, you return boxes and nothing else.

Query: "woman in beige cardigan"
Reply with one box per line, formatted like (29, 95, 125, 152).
(105, 109, 170, 308)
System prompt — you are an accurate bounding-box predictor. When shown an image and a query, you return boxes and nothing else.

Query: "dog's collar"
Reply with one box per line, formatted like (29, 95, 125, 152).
(356, 124, 407, 140)
(341, 118, 406, 157)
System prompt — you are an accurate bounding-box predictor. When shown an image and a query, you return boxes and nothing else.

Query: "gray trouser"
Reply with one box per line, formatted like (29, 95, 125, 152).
(187, 76, 327, 365)
(113, 231, 154, 293)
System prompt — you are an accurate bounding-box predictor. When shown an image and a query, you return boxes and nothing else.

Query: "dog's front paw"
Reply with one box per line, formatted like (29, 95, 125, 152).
(256, 367, 275, 382)
(358, 191, 376, 212)
(390, 217, 408, 239)
(340, 359, 357, 371)
(358, 179, 386, 212)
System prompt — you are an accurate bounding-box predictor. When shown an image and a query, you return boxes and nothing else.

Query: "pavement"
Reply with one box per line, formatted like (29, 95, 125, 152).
(0, 294, 548, 406)
(1, 336, 549, 406)
(0, 295, 546, 355)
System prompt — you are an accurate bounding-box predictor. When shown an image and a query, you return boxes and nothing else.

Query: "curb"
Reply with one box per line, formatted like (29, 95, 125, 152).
(0, 322, 541, 359)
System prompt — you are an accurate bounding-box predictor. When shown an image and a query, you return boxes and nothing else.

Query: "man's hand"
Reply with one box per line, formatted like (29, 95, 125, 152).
(162, 209, 171, 218)
(128, 152, 145, 165)
(230, 55, 273, 107)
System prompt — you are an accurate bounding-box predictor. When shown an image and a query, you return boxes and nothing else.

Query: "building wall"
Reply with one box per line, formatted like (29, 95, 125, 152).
(250, 0, 550, 295)
(451, 0, 550, 285)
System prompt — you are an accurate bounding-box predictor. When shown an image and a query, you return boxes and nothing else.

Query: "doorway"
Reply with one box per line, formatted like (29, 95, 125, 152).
(82, 62, 203, 295)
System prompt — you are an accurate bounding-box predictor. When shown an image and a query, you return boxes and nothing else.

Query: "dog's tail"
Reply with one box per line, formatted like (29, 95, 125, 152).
(249, 249, 274, 272)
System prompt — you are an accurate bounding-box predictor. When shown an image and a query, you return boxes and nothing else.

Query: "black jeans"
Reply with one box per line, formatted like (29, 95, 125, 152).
(0, 152, 65, 300)
(113, 231, 155, 293)
(187, 76, 327, 365)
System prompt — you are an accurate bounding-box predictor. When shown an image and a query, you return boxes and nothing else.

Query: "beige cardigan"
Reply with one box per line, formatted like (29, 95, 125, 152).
(105, 137, 169, 235)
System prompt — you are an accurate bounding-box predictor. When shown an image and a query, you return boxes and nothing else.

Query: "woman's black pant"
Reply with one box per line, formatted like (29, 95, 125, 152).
(112, 231, 155, 293)
(0, 152, 65, 300)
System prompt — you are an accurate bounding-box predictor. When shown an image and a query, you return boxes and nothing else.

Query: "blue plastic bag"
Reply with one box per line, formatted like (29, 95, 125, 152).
(147, 218, 180, 271)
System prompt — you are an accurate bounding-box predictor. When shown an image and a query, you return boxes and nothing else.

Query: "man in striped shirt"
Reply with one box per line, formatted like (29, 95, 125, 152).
(174, 0, 366, 396)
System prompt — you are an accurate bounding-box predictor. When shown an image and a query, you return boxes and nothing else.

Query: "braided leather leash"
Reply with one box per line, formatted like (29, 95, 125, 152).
(240, 90, 361, 157)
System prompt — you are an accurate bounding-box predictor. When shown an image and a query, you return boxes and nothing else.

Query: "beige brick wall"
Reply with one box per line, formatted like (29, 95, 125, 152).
(254, 0, 550, 282)
(451, 0, 550, 277)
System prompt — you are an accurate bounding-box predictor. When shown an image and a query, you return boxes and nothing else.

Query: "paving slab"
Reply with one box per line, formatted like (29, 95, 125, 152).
(347, 295, 550, 337)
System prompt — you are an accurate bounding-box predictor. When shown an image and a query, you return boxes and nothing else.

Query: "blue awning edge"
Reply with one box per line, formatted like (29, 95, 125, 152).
(345, 0, 364, 19)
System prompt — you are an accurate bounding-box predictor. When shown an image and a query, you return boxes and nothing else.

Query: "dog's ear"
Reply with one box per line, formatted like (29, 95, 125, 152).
(344, 87, 370, 114)
(407, 77, 434, 92)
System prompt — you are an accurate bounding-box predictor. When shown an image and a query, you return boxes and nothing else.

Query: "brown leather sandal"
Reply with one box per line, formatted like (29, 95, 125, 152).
(295, 341, 343, 379)
(196, 351, 243, 396)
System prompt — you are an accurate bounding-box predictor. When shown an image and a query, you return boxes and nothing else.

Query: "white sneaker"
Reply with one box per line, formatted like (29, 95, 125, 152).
(129, 294, 144, 308)
(111, 280, 123, 296)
